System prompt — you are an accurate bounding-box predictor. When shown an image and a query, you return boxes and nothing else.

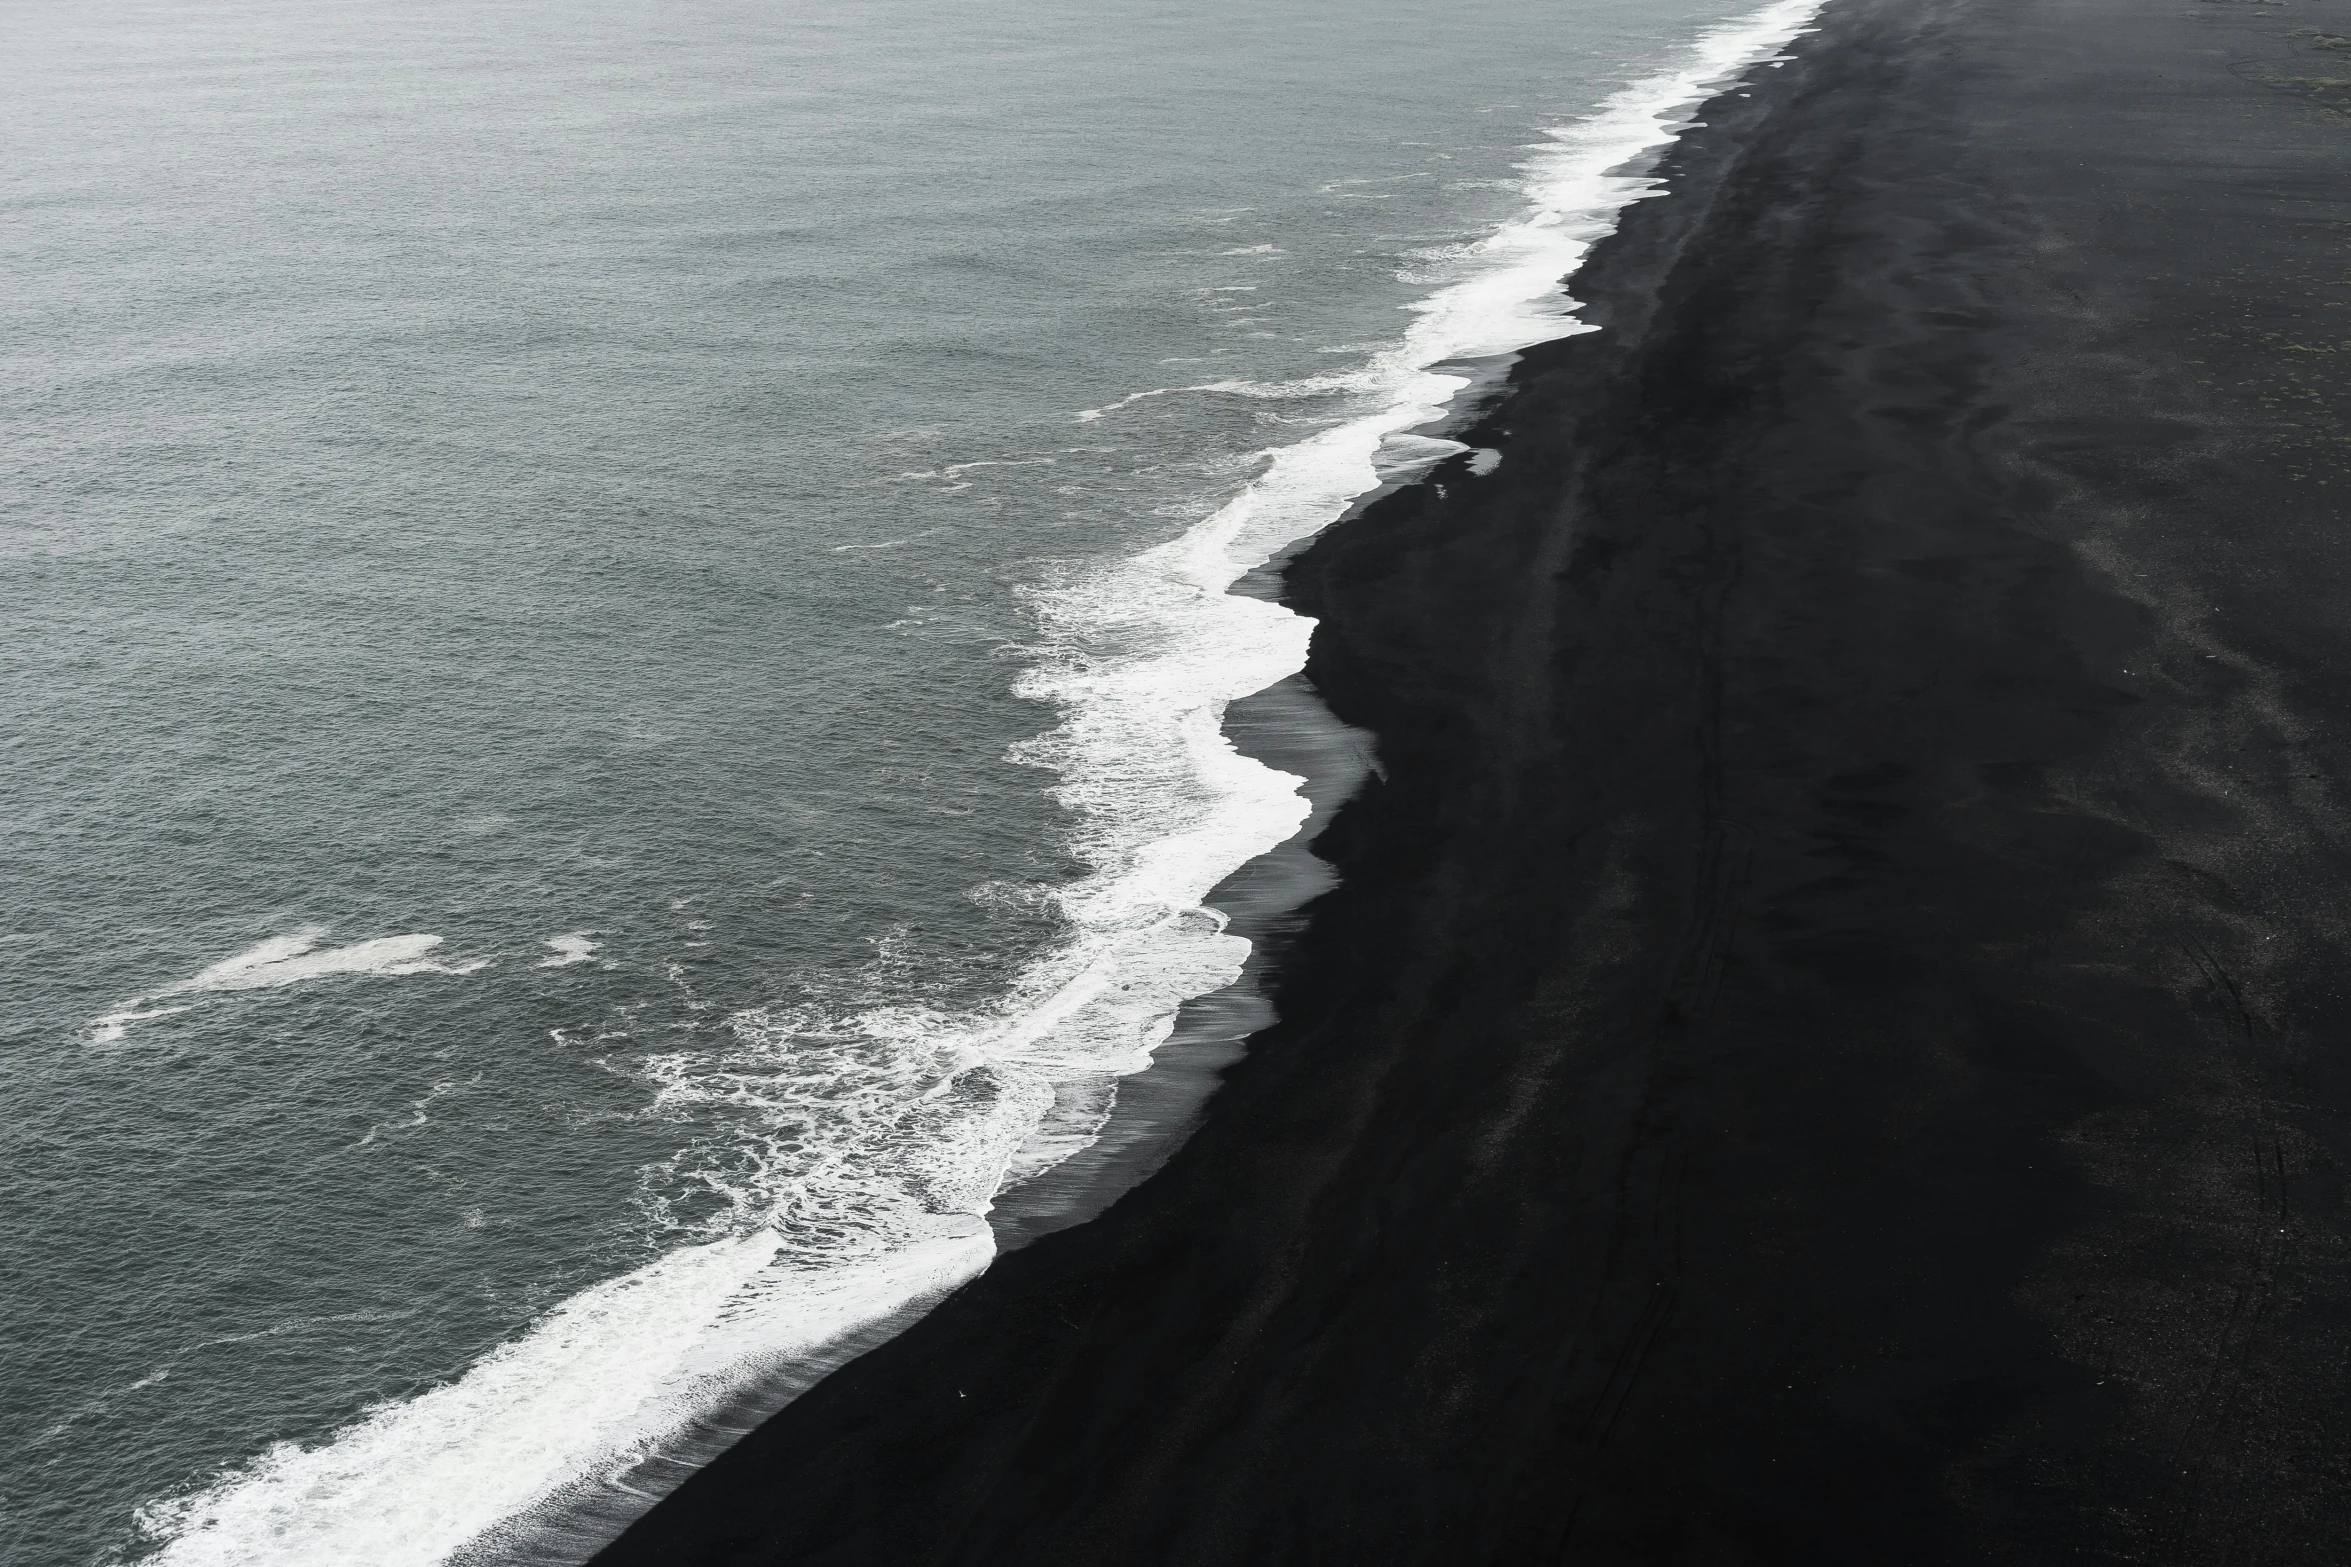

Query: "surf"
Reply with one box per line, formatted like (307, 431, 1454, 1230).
(119, 3, 1827, 1560)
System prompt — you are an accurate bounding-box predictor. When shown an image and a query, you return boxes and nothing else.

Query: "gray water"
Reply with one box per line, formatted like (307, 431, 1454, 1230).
(0, 1, 1812, 1561)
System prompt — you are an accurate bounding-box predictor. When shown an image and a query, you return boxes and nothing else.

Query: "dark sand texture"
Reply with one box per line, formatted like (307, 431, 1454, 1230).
(592, 0, 2351, 1559)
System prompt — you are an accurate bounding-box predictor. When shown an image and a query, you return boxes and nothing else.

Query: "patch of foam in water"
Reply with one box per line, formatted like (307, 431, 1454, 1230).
(165, 929, 483, 994)
(537, 934, 599, 968)
(89, 928, 486, 1044)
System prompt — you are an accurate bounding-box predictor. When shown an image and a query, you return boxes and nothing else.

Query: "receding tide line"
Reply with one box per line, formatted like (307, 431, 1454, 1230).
(125, 5, 1827, 1562)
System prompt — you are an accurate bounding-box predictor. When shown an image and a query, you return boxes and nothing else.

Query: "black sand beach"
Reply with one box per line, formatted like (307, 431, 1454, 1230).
(593, 0, 2351, 1558)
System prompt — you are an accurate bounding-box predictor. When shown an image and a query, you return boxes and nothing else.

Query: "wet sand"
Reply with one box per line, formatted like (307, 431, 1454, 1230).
(591, 0, 2351, 1558)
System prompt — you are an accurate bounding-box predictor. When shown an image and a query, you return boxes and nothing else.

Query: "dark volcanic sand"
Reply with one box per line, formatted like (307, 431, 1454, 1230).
(590, 0, 2351, 1559)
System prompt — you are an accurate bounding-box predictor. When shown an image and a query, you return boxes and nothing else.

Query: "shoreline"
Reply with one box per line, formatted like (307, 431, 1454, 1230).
(455, 9, 1834, 1551)
(985, 664, 1373, 1255)
(591, 0, 2351, 1560)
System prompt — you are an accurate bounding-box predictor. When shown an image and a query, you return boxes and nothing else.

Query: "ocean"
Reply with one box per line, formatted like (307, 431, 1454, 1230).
(1, 1, 1820, 1561)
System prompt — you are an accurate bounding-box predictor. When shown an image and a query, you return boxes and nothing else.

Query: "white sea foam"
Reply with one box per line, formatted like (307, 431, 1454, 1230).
(538, 933, 599, 968)
(135, 1227, 992, 1567)
(1374, 432, 1474, 483)
(87, 1004, 197, 1045)
(89, 928, 486, 1044)
(1071, 376, 1352, 423)
(127, 3, 1825, 1559)
(166, 929, 482, 993)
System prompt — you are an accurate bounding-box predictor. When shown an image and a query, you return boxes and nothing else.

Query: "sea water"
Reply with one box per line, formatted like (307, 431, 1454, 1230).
(0, 1, 1821, 1561)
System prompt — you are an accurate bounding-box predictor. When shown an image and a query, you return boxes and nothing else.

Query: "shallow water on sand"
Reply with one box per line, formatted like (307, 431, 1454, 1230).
(0, 0, 1812, 1560)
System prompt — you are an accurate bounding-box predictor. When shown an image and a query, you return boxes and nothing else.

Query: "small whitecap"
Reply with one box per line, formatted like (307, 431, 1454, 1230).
(89, 928, 483, 1043)
(538, 933, 600, 968)
(171, 929, 472, 994)
(89, 1004, 196, 1046)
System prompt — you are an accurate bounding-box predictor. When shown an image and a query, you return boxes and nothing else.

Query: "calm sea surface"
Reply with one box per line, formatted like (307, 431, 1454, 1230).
(2, 1, 1812, 1560)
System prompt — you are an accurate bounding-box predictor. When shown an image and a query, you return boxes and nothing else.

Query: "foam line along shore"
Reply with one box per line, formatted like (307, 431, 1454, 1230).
(588, 0, 2351, 1558)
